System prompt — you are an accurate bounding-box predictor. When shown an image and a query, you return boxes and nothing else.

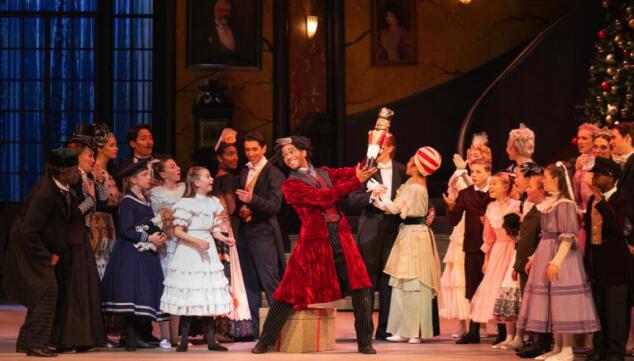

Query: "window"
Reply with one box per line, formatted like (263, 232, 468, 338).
(0, 0, 155, 202)
(112, 0, 153, 159)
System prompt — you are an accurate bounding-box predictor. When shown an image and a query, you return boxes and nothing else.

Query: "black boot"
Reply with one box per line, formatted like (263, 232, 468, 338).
(352, 288, 376, 354)
(176, 316, 190, 352)
(492, 323, 507, 345)
(518, 332, 551, 358)
(251, 302, 293, 354)
(456, 321, 480, 344)
(205, 318, 228, 352)
(124, 317, 137, 352)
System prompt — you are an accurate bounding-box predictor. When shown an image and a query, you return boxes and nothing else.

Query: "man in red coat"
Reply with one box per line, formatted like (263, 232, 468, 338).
(252, 136, 378, 354)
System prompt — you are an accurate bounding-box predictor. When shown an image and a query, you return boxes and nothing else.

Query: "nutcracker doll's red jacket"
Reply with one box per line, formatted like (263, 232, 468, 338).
(273, 166, 372, 306)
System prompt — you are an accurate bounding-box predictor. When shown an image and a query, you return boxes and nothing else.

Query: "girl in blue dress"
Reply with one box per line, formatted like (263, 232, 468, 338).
(101, 160, 167, 351)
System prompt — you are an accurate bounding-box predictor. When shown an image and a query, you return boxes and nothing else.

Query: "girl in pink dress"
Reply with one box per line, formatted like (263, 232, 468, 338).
(469, 173, 520, 347)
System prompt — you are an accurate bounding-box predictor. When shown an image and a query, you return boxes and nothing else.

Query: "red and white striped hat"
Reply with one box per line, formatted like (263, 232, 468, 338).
(414, 146, 442, 176)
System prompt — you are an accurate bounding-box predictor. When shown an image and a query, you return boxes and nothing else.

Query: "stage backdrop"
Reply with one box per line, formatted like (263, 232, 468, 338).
(344, 1, 600, 197)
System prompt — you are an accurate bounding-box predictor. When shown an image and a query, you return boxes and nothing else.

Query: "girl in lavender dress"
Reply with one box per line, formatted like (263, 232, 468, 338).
(517, 162, 600, 361)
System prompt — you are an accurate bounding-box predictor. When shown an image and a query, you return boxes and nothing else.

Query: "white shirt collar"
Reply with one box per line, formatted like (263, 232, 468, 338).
(474, 178, 490, 193)
(248, 156, 267, 170)
(377, 160, 392, 170)
(602, 186, 618, 201)
(53, 177, 70, 192)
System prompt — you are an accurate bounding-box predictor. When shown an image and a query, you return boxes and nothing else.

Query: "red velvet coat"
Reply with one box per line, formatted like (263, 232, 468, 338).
(273, 166, 372, 305)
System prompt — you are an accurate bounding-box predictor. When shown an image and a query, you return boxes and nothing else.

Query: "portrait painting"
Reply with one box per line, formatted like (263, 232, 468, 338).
(187, 0, 261, 69)
(372, 0, 417, 66)
(198, 118, 229, 149)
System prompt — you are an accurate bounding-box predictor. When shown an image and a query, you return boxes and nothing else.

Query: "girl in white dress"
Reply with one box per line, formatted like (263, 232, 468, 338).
(149, 157, 185, 348)
(160, 166, 234, 352)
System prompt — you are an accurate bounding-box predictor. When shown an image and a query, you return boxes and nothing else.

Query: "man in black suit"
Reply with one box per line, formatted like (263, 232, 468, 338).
(611, 121, 634, 246)
(235, 132, 286, 331)
(444, 159, 494, 344)
(347, 136, 404, 340)
(584, 157, 632, 361)
(4, 149, 81, 357)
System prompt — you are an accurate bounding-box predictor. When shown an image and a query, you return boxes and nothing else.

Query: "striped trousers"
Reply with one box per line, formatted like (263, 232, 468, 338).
(17, 286, 58, 348)
(258, 222, 374, 347)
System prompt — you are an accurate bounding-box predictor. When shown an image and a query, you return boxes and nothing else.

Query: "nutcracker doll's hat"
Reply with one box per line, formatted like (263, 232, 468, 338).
(414, 146, 441, 176)
(378, 107, 394, 120)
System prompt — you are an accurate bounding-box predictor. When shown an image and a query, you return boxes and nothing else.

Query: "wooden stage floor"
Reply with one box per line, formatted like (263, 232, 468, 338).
(0, 305, 597, 360)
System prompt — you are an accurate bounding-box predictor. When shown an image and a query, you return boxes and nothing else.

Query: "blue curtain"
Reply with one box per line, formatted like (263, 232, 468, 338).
(113, 0, 153, 160)
(0, 0, 153, 202)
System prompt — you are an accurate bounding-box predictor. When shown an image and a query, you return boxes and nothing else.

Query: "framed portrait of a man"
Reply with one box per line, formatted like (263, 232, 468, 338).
(187, 0, 261, 69)
(372, 0, 417, 66)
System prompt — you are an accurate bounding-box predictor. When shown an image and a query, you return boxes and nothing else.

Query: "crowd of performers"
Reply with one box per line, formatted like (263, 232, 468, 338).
(4, 114, 634, 360)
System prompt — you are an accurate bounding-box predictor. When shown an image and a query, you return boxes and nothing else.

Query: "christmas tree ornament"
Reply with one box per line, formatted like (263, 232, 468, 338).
(629, 18, 634, 28)
(606, 54, 616, 63)
(608, 104, 618, 115)
(607, 67, 616, 75)
(606, 114, 614, 123)
(615, 19, 623, 29)
(614, 74, 621, 82)
(596, 96, 604, 103)
(602, 0, 609, 8)
(598, 30, 608, 39)
(602, 81, 610, 90)
(611, 85, 619, 95)
(603, 91, 610, 98)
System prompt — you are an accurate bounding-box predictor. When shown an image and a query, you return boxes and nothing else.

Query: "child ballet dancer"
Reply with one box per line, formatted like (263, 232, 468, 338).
(492, 212, 523, 350)
(374, 147, 442, 343)
(101, 160, 167, 351)
(444, 159, 494, 344)
(149, 157, 185, 348)
(468, 173, 520, 348)
(440, 133, 491, 338)
(159, 166, 234, 352)
(517, 162, 600, 361)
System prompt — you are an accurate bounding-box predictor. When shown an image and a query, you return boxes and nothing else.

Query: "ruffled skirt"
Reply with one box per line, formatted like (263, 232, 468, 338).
(160, 239, 232, 316)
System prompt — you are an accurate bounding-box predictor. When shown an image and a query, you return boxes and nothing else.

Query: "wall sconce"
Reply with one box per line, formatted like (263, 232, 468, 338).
(306, 15, 318, 39)
(459, 0, 472, 4)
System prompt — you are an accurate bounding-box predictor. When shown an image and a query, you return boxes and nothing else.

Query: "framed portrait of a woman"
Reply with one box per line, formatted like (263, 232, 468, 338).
(372, 0, 417, 66)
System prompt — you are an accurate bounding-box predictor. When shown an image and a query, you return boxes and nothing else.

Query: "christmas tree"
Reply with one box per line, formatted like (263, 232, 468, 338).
(582, 0, 634, 126)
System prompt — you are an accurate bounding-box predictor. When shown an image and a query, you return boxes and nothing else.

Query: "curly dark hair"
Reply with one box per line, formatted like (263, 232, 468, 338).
(274, 136, 313, 161)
